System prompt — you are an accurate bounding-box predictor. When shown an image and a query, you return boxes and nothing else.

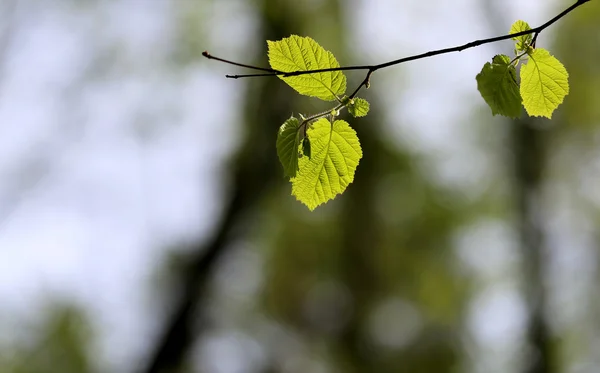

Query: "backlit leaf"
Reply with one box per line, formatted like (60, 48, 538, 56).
(520, 48, 569, 118)
(267, 35, 346, 101)
(292, 118, 362, 210)
(276, 116, 301, 178)
(476, 54, 522, 118)
(510, 20, 533, 52)
(348, 98, 370, 118)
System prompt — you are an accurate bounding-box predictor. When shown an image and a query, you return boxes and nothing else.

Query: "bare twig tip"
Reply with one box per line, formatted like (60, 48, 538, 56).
(202, 51, 210, 58)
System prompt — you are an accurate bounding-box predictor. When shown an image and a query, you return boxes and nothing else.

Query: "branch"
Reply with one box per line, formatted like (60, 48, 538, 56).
(203, 0, 591, 81)
(140, 190, 244, 373)
(202, 51, 280, 74)
(202, 0, 590, 113)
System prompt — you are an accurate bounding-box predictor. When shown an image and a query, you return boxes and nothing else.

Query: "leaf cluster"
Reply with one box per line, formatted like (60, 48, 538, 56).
(476, 20, 569, 119)
(272, 35, 369, 210)
(272, 23, 572, 209)
(205, 2, 589, 209)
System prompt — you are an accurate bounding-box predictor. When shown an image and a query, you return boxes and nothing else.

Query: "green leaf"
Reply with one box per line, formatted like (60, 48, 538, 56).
(510, 20, 533, 52)
(276, 116, 301, 178)
(476, 54, 522, 118)
(520, 48, 569, 118)
(347, 98, 370, 118)
(291, 118, 362, 210)
(267, 35, 346, 101)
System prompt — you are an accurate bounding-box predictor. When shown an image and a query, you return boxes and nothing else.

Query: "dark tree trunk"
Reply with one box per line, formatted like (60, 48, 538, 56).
(511, 118, 552, 373)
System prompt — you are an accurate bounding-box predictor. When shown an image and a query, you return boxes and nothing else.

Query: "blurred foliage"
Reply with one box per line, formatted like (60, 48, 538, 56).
(554, 0, 600, 128)
(170, 0, 212, 66)
(543, 1, 600, 371)
(0, 304, 95, 373)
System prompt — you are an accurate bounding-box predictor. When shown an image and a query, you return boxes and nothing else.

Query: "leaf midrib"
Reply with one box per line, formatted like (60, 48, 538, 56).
(311, 121, 335, 201)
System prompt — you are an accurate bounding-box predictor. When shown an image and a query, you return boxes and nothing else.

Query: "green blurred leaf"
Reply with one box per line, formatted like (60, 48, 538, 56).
(267, 35, 347, 101)
(291, 118, 362, 210)
(520, 48, 569, 118)
(476, 54, 522, 118)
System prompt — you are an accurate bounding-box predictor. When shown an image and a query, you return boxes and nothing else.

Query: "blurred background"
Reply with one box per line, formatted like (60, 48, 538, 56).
(1, 0, 599, 372)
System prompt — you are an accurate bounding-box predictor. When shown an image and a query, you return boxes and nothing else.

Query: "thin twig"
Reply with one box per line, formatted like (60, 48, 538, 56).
(202, 51, 281, 74)
(204, 0, 590, 80)
(226, 72, 280, 79)
(202, 0, 591, 117)
(348, 70, 373, 100)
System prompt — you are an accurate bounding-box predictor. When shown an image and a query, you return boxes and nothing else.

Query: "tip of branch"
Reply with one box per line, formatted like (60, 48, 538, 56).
(202, 51, 211, 58)
(226, 75, 239, 79)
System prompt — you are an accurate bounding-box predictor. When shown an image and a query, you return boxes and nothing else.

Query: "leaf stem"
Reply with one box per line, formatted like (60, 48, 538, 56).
(297, 101, 347, 135)
(348, 70, 374, 100)
(304, 103, 345, 124)
(511, 49, 531, 66)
